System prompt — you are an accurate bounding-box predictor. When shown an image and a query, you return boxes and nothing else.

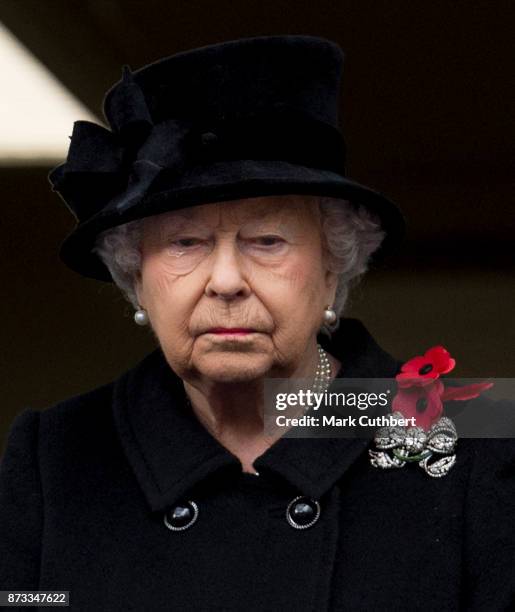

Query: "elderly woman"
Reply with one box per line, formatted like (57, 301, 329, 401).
(1, 35, 515, 611)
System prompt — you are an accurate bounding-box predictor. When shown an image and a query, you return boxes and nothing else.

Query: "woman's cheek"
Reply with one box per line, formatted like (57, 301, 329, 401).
(281, 259, 321, 303)
(142, 273, 173, 331)
(264, 269, 317, 336)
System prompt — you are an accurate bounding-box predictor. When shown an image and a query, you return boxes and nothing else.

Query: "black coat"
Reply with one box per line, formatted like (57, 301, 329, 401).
(1, 318, 515, 611)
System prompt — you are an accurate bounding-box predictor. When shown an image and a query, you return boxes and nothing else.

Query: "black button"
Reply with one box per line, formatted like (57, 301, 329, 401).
(163, 500, 198, 531)
(286, 495, 321, 529)
(200, 131, 218, 146)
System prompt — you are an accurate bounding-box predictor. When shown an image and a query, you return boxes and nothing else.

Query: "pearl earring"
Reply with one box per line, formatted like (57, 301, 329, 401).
(323, 306, 337, 326)
(134, 308, 149, 326)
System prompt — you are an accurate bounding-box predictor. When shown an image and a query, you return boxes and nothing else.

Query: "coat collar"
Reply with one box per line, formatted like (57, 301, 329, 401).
(112, 318, 403, 513)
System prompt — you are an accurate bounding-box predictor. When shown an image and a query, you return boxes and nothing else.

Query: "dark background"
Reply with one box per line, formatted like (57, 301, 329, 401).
(1, 0, 514, 449)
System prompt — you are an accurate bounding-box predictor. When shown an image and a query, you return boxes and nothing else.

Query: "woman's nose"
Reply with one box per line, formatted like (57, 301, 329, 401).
(204, 241, 251, 300)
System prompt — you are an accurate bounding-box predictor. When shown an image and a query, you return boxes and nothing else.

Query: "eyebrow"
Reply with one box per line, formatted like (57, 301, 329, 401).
(156, 211, 197, 230)
(163, 208, 286, 225)
(153, 201, 304, 236)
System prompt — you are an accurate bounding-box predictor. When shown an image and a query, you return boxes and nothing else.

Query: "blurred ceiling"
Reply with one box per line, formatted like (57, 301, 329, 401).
(0, 21, 97, 160)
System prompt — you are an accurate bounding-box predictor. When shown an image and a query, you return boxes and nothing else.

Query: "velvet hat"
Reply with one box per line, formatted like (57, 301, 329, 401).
(48, 34, 406, 282)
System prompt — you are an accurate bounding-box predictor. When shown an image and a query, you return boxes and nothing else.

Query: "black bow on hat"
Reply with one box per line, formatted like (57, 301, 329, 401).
(49, 34, 406, 281)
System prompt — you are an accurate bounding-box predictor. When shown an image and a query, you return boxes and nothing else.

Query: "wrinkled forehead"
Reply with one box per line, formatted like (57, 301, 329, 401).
(143, 195, 320, 232)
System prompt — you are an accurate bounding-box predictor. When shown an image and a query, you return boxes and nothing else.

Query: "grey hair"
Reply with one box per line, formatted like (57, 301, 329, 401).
(92, 196, 385, 336)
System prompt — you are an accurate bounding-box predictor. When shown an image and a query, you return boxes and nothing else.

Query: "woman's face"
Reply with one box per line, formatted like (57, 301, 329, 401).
(135, 195, 337, 383)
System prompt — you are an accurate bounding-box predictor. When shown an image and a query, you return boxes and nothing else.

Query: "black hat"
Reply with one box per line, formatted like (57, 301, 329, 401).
(49, 34, 406, 282)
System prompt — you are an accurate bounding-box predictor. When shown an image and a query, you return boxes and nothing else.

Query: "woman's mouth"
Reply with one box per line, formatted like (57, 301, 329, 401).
(207, 328, 256, 335)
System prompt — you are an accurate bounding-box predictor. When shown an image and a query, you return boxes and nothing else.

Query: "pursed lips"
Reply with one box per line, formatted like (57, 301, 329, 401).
(207, 327, 257, 334)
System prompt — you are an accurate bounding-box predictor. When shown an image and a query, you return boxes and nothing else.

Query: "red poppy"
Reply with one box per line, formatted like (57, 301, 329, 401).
(392, 344, 494, 430)
(392, 379, 445, 430)
(396, 346, 456, 388)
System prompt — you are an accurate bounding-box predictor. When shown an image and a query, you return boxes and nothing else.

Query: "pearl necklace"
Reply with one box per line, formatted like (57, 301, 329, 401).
(313, 343, 332, 393)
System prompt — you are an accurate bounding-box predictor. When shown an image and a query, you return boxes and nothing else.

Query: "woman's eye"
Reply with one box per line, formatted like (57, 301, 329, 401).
(252, 235, 285, 247)
(170, 237, 203, 248)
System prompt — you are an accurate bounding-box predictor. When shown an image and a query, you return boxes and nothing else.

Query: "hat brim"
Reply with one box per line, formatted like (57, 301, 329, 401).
(59, 160, 406, 281)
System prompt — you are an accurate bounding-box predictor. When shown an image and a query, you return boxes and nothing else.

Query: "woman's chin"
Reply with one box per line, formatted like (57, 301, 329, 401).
(194, 354, 273, 383)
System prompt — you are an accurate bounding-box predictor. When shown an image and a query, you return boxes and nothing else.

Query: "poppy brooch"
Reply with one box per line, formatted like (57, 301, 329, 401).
(369, 346, 493, 478)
